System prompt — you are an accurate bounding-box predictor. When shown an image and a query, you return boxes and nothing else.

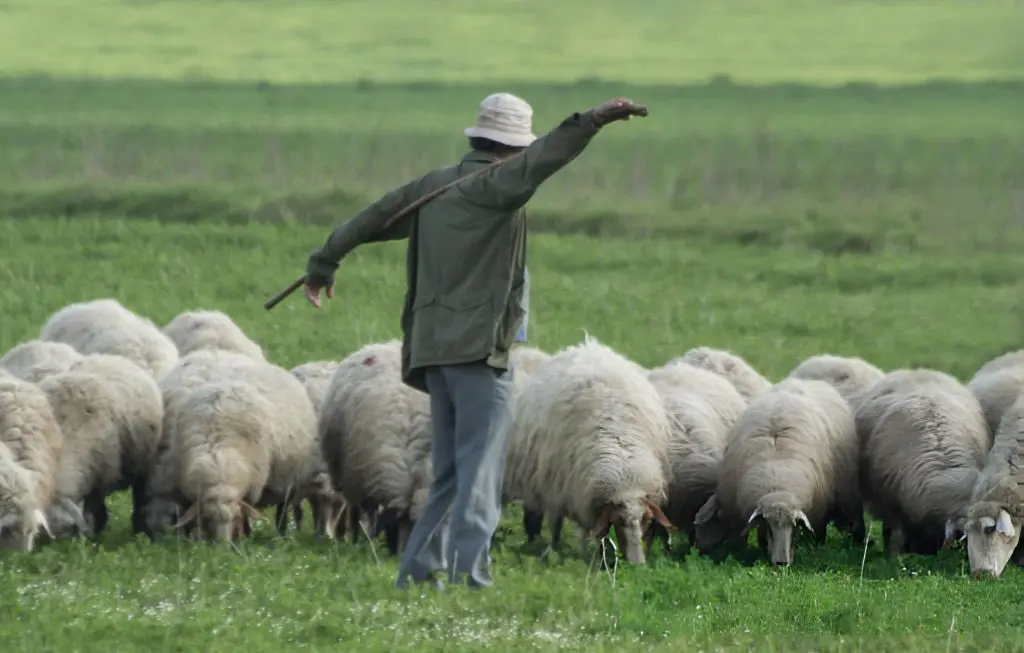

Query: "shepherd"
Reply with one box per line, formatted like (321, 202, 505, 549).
(302, 94, 649, 590)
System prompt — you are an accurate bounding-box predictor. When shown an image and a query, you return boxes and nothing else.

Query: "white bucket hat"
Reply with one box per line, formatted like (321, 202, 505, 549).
(464, 92, 537, 148)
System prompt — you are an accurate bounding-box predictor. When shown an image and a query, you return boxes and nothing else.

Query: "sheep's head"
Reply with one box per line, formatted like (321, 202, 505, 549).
(175, 497, 262, 543)
(303, 473, 347, 540)
(0, 462, 53, 552)
(693, 494, 729, 554)
(964, 501, 1022, 579)
(143, 497, 189, 539)
(744, 492, 813, 567)
(43, 496, 92, 540)
(589, 499, 672, 564)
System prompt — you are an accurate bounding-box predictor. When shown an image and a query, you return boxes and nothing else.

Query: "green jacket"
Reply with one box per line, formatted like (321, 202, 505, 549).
(307, 109, 602, 392)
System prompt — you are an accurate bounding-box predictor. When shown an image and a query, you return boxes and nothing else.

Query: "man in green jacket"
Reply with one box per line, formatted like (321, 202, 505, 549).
(303, 93, 648, 590)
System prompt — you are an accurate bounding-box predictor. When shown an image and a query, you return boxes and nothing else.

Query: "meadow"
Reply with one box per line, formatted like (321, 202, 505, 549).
(2, 0, 1024, 650)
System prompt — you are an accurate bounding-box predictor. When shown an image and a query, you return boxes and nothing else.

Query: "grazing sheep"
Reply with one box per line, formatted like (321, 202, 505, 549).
(291, 361, 341, 414)
(509, 345, 551, 388)
(163, 309, 266, 363)
(0, 340, 83, 383)
(961, 396, 1024, 578)
(143, 349, 260, 538)
(291, 360, 347, 540)
(693, 379, 863, 566)
(967, 365, 1024, 436)
(644, 360, 748, 554)
(673, 346, 771, 403)
(64, 354, 165, 536)
(39, 369, 152, 539)
(973, 350, 1024, 380)
(504, 336, 672, 564)
(172, 362, 320, 543)
(39, 298, 179, 380)
(0, 375, 76, 551)
(851, 368, 966, 446)
(860, 385, 989, 556)
(786, 354, 885, 407)
(319, 340, 432, 555)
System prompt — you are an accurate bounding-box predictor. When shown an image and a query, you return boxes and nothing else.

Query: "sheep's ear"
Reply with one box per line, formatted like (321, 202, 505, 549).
(240, 502, 263, 522)
(33, 510, 53, 538)
(588, 506, 614, 540)
(56, 498, 91, 536)
(794, 510, 813, 532)
(173, 503, 200, 530)
(694, 495, 718, 526)
(996, 509, 1016, 538)
(643, 500, 673, 530)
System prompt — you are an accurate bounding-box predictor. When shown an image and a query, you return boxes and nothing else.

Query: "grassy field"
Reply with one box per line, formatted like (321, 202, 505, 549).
(2, 0, 1024, 650)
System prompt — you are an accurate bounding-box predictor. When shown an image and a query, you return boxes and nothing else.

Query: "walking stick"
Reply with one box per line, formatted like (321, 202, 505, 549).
(263, 157, 514, 311)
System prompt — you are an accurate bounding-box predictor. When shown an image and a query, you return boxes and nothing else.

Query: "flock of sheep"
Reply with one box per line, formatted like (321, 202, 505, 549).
(1, 298, 1021, 581)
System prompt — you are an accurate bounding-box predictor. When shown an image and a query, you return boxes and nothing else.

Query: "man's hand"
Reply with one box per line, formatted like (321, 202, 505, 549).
(304, 279, 334, 309)
(591, 98, 649, 127)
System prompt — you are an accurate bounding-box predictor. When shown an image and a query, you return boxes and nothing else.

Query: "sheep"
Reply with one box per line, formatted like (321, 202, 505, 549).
(961, 395, 1024, 578)
(39, 298, 179, 380)
(39, 369, 150, 539)
(291, 361, 341, 414)
(859, 385, 989, 556)
(290, 360, 348, 540)
(693, 378, 863, 566)
(319, 340, 432, 555)
(0, 375, 76, 551)
(973, 350, 1024, 380)
(143, 349, 260, 538)
(509, 345, 551, 390)
(172, 362, 320, 542)
(644, 360, 748, 555)
(0, 340, 83, 383)
(786, 354, 885, 407)
(504, 336, 673, 564)
(967, 365, 1024, 437)
(162, 309, 266, 363)
(672, 346, 771, 403)
(850, 368, 966, 446)
(62, 354, 165, 536)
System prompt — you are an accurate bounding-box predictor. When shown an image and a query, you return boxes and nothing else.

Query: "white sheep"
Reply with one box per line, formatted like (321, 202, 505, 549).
(967, 365, 1024, 437)
(63, 354, 165, 536)
(973, 350, 1024, 380)
(318, 340, 432, 555)
(785, 353, 885, 408)
(860, 384, 989, 556)
(961, 395, 1024, 578)
(672, 346, 771, 403)
(172, 362, 320, 542)
(162, 309, 266, 363)
(290, 359, 347, 540)
(504, 336, 672, 564)
(39, 368, 153, 539)
(144, 349, 260, 537)
(693, 378, 863, 566)
(0, 340, 83, 383)
(643, 360, 747, 554)
(39, 298, 180, 380)
(0, 375, 74, 551)
(850, 368, 967, 446)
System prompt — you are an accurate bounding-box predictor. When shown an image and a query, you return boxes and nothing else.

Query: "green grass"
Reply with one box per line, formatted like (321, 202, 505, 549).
(2, 0, 1024, 649)
(1, 217, 1023, 651)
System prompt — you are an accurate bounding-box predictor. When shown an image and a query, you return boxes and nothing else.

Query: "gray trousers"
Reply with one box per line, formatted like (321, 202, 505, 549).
(395, 360, 514, 590)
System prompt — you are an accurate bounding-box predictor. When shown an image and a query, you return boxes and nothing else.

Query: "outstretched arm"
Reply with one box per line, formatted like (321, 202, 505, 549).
(305, 175, 425, 287)
(458, 98, 650, 211)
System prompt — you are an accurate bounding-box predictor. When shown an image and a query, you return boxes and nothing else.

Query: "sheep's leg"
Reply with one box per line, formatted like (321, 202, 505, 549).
(129, 478, 151, 538)
(84, 491, 108, 538)
(523, 509, 544, 544)
(310, 496, 326, 539)
(550, 515, 565, 549)
(756, 524, 769, 559)
(385, 523, 400, 556)
(292, 503, 304, 533)
(274, 502, 289, 536)
(396, 519, 413, 554)
(348, 505, 362, 545)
